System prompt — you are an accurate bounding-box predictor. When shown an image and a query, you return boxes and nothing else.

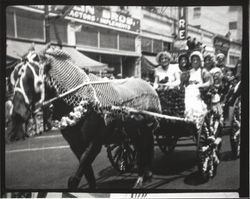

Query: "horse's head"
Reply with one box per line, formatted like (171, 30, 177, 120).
(9, 46, 47, 140)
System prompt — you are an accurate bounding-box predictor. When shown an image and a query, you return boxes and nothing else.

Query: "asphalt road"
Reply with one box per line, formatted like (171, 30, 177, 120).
(5, 129, 239, 191)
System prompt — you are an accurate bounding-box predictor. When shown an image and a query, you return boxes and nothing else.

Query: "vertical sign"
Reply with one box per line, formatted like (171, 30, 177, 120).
(178, 7, 186, 40)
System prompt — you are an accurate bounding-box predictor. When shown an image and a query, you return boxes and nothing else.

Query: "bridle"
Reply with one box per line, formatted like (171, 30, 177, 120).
(12, 51, 45, 107)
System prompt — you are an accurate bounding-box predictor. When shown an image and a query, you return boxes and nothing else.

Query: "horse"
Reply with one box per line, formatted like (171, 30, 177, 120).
(9, 45, 162, 190)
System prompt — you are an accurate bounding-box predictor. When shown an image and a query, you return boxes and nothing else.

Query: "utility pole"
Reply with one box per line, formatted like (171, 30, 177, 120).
(44, 5, 50, 43)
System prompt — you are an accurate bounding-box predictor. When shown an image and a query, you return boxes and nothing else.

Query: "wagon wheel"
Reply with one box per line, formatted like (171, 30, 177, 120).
(107, 141, 136, 173)
(155, 134, 178, 155)
(230, 97, 241, 158)
(197, 110, 222, 181)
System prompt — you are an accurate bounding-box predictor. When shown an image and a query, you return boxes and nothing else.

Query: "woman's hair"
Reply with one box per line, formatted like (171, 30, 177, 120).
(189, 51, 204, 63)
(216, 53, 225, 61)
(156, 51, 172, 64)
(178, 53, 190, 71)
(204, 53, 215, 62)
(178, 53, 189, 64)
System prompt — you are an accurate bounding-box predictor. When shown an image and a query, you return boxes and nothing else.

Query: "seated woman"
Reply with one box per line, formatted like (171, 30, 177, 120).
(184, 51, 213, 130)
(178, 53, 191, 88)
(154, 51, 182, 116)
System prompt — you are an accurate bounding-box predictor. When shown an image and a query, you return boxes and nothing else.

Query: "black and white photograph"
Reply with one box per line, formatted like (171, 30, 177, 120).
(2, 3, 249, 198)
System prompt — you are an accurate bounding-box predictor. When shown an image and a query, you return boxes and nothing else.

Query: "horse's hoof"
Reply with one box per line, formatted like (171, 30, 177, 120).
(144, 171, 153, 182)
(68, 176, 80, 189)
(133, 177, 143, 189)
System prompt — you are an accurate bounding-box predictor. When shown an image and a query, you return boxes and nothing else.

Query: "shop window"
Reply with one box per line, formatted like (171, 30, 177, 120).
(100, 29, 117, 49)
(142, 37, 152, 52)
(163, 41, 171, 51)
(76, 26, 98, 47)
(229, 55, 239, 66)
(16, 9, 44, 41)
(193, 7, 201, 18)
(49, 19, 68, 44)
(119, 6, 129, 14)
(229, 6, 239, 12)
(6, 8, 15, 37)
(153, 39, 162, 53)
(229, 21, 237, 30)
(119, 33, 135, 51)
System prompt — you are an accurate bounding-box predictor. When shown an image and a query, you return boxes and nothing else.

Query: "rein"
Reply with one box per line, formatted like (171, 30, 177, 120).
(42, 79, 125, 107)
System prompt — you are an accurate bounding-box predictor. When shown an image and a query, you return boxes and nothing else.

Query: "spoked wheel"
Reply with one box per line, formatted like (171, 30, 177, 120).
(197, 110, 222, 181)
(230, 97, 241, 158)
(155, 134, 178, 155)
(107, 141, 136, 173)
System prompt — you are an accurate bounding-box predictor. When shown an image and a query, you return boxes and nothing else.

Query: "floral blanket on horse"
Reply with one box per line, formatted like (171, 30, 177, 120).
(43, 48, 161, 128)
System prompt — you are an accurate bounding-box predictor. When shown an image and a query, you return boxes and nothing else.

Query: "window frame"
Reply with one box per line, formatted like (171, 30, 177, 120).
(193, 7, 201, 18)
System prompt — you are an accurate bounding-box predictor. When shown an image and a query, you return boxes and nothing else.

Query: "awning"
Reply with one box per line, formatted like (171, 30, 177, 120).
(143, 55, 158, 66)
(6, 40, 108, 72)
(7, 40, 46, 60)
(141, 56, 155, 75)
(63, 47, 108, 72)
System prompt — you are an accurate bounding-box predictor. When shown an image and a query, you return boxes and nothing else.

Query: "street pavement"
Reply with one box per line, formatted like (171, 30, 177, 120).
(5, 129, 239, 191)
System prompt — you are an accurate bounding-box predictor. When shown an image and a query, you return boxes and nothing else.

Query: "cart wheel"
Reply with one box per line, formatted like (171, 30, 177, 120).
(107, 141, 136, 173)
(230, 97, 241, 158)
(197, 111, 222, 181)
(156, 134, 178, 155)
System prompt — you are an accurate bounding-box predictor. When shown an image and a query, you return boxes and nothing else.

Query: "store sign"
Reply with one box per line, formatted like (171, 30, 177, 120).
(67, 6, 140, 33)
(27, 5, 140, 33)
(178, 7, 187, 40)
(173, 40, 187, 51)
(213, 36, 230, 55)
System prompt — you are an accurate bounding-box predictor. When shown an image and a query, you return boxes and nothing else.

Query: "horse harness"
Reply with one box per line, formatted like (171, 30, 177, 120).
(12, 51, 45, 106)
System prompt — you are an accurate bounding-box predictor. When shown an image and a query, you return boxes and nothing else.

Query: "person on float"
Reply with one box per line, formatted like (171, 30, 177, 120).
(215, 53, 234, 103)
(184, 51, 213, 130)
(178, 53, 191, 88)
(154, 51, 181, 116)
(154, 51, 181, 90)
(216, 53, 227, 75)
(204, 53, 224, 126)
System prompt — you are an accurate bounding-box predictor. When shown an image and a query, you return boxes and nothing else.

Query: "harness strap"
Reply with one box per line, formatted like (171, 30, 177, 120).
(13, 62, 44, 105)
(14, 85, 30, 105)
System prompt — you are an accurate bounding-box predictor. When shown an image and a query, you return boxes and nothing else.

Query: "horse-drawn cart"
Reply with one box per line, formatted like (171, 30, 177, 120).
(105, 85, 225, 181)
(106, 79, 241, 181)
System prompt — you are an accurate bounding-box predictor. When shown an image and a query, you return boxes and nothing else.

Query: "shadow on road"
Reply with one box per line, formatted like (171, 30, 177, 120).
(152, 150, 197, 175)
(184, 171, 208, 186)
(220, 151, 237, 161)
(94, 149, 200, 189)
(97, 178, 136, 189)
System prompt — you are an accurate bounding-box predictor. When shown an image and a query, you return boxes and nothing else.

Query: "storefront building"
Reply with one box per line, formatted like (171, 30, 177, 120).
(6, 5, 242, 78)
(6, 5, 141, 78)
(66, 6, 142, 78)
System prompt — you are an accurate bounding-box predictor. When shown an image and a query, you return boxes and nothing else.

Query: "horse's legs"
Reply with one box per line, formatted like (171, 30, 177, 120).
(139, 125, 154, 177)
(68, 139, 102, 189)
(68, 113, 104, 189)
(132, 125, 154, 188)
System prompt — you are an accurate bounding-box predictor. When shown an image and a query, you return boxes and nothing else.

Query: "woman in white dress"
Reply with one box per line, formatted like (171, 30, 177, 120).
(154, 51, 183, 116)
(154, 51, 180, 90)
(185, 51, 213, 130)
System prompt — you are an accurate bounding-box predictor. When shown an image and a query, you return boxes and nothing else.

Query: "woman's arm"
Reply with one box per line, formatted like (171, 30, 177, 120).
(198, 69, 213, 88)
(153, 71, 159, 89)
